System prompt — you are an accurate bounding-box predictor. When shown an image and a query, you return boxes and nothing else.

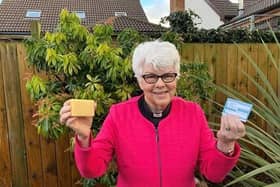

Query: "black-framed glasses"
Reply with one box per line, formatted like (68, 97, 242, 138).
(142, 73, 177, 84)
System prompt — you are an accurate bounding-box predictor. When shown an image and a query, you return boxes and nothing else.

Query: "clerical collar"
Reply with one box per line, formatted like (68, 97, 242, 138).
(153, 112, 163, 118)
(138, 95, 171, 119)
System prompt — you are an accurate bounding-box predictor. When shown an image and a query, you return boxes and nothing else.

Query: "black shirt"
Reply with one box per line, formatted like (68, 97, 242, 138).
(138, 95, 171, 129)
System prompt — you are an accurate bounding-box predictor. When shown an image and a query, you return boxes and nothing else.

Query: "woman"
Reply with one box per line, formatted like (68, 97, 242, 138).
(59, 40, 246, 187)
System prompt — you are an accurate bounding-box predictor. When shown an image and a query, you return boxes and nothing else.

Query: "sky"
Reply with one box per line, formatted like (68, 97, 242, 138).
(140, 0, 170, 25)
(140, 0, 239, 25)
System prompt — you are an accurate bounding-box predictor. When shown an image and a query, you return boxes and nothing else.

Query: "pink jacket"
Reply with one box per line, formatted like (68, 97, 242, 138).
(74, 96, 240, 187)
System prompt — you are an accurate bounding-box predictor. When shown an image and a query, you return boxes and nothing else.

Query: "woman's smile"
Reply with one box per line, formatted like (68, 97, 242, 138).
(153, 90, 168, 95)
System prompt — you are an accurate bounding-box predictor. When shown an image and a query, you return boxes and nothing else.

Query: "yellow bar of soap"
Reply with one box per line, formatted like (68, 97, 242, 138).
(70, 99, 96, 117)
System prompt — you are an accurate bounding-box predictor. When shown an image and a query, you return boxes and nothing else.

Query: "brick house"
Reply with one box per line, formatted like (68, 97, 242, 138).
(0, 0, 165, 39)
(170, 0, 239, 29)
(171, 0, 280, 31)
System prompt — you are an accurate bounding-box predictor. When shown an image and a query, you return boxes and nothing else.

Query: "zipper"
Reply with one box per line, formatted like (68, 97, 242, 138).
(155, 128, 162, 187)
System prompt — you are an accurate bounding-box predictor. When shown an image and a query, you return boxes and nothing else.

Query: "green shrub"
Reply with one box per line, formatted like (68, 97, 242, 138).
(25, 9, 140, 140)
(177, 61, 215, 109)
(162, 10, 280, 43)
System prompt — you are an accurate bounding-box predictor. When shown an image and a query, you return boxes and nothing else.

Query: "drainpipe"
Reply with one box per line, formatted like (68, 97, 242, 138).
(250, 15, 255, 31)
(238, 0, 244, 16)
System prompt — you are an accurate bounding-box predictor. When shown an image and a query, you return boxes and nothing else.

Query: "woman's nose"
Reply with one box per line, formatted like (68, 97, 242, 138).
(154, 77, 165, 87)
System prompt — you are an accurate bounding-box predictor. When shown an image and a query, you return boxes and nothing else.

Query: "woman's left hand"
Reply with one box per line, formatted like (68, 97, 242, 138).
(216, 114, 246, 153)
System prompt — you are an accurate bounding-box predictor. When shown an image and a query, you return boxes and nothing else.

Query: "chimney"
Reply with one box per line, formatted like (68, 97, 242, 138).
(238, 0, 244, 16)
(170, 0, 185, 13)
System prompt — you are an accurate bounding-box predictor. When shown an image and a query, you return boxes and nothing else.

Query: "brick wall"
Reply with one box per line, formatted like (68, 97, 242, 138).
(170, 0, 185, 12)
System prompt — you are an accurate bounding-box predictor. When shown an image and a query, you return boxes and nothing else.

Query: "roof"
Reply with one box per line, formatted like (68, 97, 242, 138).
(0, 0, 162, 35)
(99, 16, 167, 33)
(205, 0, 239, 20)
(242, 0, 280, 17)
(244, 0, 259, 9)
(230, 0, 280, 22)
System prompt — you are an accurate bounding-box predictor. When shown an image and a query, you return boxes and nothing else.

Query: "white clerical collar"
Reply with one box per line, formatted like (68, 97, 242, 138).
(153, 112, 163, 118)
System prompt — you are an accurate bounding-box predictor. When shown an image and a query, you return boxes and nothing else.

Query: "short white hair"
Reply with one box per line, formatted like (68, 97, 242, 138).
(132, 40, 180, 77)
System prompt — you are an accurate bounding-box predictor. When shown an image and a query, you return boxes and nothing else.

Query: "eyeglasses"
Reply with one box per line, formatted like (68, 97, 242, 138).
(142, 73, 177, 84)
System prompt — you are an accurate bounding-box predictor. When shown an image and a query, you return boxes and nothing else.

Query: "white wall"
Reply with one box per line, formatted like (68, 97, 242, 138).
(185, 0, 224, 29)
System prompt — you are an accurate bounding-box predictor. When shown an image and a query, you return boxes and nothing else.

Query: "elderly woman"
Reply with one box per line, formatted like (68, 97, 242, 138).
(59, 40, 246, 187)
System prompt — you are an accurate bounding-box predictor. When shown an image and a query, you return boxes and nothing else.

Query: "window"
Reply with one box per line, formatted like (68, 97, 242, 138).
(25, 10, 41, 19)
(74, 11, 86, 19)
(115, 12, 127, 17)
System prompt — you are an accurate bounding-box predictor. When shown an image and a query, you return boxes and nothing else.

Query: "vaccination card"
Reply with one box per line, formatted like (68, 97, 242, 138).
(222, 98, 253, 122)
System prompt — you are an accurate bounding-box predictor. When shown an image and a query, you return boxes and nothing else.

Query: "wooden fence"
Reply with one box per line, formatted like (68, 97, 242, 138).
(181, 43, 279, 130)
(0, 41, 80, 187)
(0, 41, 279, 187)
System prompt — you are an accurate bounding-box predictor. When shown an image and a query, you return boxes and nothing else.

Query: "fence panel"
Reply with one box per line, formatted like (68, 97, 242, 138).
(0, 43, 13, 187)
(2, 43, 29, 187)
(0, 42, 78, 187)
(17, 44, 44, 187)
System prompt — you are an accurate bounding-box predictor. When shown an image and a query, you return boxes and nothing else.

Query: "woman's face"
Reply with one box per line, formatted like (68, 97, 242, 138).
(138, 63, 177, 112)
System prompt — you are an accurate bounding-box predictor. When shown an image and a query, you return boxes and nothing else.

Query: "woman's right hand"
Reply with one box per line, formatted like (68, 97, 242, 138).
(59, 100, 94, 146)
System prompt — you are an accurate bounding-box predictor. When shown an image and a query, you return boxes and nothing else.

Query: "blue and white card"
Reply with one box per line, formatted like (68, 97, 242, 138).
(222, 98, 253, 122)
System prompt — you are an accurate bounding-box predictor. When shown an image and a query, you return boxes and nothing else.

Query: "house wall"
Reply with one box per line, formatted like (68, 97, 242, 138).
(185, 0, 224, 29)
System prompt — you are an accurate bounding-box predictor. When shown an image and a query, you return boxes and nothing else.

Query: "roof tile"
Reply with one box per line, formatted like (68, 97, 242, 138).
(231, 0, 280, 21)
(206, 0, 239, 21)
(100, 16, 166, 33)
(0, 0, 163, 34)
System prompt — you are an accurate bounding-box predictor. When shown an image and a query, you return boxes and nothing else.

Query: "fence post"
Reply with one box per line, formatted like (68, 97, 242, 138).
(31, 21, 41, 39)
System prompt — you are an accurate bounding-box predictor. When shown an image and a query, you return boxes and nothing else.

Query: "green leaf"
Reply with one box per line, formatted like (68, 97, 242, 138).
(225, 163, 280, 186)
(264, 182, 280, 187)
